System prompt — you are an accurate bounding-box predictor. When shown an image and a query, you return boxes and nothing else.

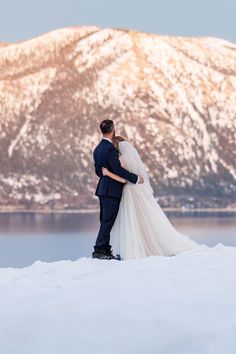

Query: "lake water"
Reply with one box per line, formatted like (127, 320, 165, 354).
(0, 212, 235, 268)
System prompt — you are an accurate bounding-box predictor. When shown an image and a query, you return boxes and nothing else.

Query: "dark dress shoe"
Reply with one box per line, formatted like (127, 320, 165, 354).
(92, 251, 116, 260)
(106, 249, 122, 261)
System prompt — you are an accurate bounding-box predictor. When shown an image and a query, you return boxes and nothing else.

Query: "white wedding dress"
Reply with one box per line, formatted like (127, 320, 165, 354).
(110, 141, 201, 260)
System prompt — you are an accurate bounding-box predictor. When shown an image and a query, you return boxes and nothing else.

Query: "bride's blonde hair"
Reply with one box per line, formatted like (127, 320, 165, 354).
(112, 135, 126, 151)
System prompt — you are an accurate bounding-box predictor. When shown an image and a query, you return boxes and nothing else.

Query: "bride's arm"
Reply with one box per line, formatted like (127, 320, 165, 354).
(102, 167, 126, 184)
(119, 155, 126, 168)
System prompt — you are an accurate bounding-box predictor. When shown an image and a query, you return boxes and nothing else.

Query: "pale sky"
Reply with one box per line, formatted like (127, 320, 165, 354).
(1, 0, 235, 43)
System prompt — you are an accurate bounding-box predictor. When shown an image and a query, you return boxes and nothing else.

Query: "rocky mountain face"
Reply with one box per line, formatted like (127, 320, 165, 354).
(0, 26, 236, 211)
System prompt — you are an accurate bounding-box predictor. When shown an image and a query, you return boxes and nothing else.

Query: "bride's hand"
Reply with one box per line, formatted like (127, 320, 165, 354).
(102, 167, 109, 176)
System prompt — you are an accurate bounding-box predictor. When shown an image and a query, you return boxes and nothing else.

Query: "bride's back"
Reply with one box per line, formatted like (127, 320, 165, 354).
(119, 142, 141, 175)
(119, 141, 153, 194)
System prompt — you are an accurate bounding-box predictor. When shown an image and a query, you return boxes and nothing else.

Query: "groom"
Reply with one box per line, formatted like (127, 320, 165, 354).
(92, 119, 144, 260)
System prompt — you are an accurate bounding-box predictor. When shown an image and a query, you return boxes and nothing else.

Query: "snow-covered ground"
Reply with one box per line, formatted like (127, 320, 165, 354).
(0, 243, 236, 354)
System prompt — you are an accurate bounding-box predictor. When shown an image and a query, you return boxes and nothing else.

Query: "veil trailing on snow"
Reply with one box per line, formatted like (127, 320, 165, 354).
(118, 141, 154, 195)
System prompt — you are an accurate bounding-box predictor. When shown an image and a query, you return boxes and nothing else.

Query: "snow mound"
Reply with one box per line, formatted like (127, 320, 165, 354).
(0, 243, 236, 354)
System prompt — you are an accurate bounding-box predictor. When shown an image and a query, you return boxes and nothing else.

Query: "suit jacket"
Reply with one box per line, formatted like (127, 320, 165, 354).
(93, 139, 138, 198)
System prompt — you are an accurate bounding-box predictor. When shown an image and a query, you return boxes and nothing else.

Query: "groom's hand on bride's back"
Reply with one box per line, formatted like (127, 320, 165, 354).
(138, 176, 144, 184)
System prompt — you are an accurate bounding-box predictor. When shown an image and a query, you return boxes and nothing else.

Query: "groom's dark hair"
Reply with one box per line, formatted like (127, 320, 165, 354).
(100, 119, 114, 134)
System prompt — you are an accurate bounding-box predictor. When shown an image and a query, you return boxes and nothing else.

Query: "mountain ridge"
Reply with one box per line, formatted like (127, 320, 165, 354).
(0, 26, 236, 210)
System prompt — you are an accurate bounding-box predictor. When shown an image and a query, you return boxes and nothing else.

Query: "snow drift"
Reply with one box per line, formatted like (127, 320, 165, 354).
(0, 243, 236, 354)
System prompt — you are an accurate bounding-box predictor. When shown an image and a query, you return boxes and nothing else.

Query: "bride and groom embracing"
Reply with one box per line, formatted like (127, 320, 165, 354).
(92, 119, 200, 260)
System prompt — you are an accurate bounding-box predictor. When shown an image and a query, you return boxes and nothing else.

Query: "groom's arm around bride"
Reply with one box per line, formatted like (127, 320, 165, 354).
(107, 146, 139, 183)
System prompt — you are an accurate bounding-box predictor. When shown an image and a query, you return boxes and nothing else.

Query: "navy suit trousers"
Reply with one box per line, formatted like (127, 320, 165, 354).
(94, 196, 121, 253)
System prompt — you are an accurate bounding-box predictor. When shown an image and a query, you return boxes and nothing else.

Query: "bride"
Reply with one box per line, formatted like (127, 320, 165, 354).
(102, 136, 202, 260)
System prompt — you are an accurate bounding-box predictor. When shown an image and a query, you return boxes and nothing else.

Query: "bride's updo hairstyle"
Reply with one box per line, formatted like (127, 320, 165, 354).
(112, 135, 126, 151)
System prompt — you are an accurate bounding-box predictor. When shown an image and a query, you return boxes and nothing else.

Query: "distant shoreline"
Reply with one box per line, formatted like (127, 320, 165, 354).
(0, 208, 236, 215)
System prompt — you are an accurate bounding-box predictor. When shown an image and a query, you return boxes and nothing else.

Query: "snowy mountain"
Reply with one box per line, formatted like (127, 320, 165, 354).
(0, 26, 236, 211)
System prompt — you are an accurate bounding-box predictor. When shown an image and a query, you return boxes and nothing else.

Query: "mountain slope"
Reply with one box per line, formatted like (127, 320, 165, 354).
(0, 26, 236, 210)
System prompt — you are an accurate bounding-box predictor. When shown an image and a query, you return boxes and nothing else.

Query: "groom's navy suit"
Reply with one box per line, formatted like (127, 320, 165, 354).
(93, 138, 138, 254)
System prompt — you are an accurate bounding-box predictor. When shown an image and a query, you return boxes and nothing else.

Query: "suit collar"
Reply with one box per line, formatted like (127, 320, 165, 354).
(102, 137, 113, 144)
